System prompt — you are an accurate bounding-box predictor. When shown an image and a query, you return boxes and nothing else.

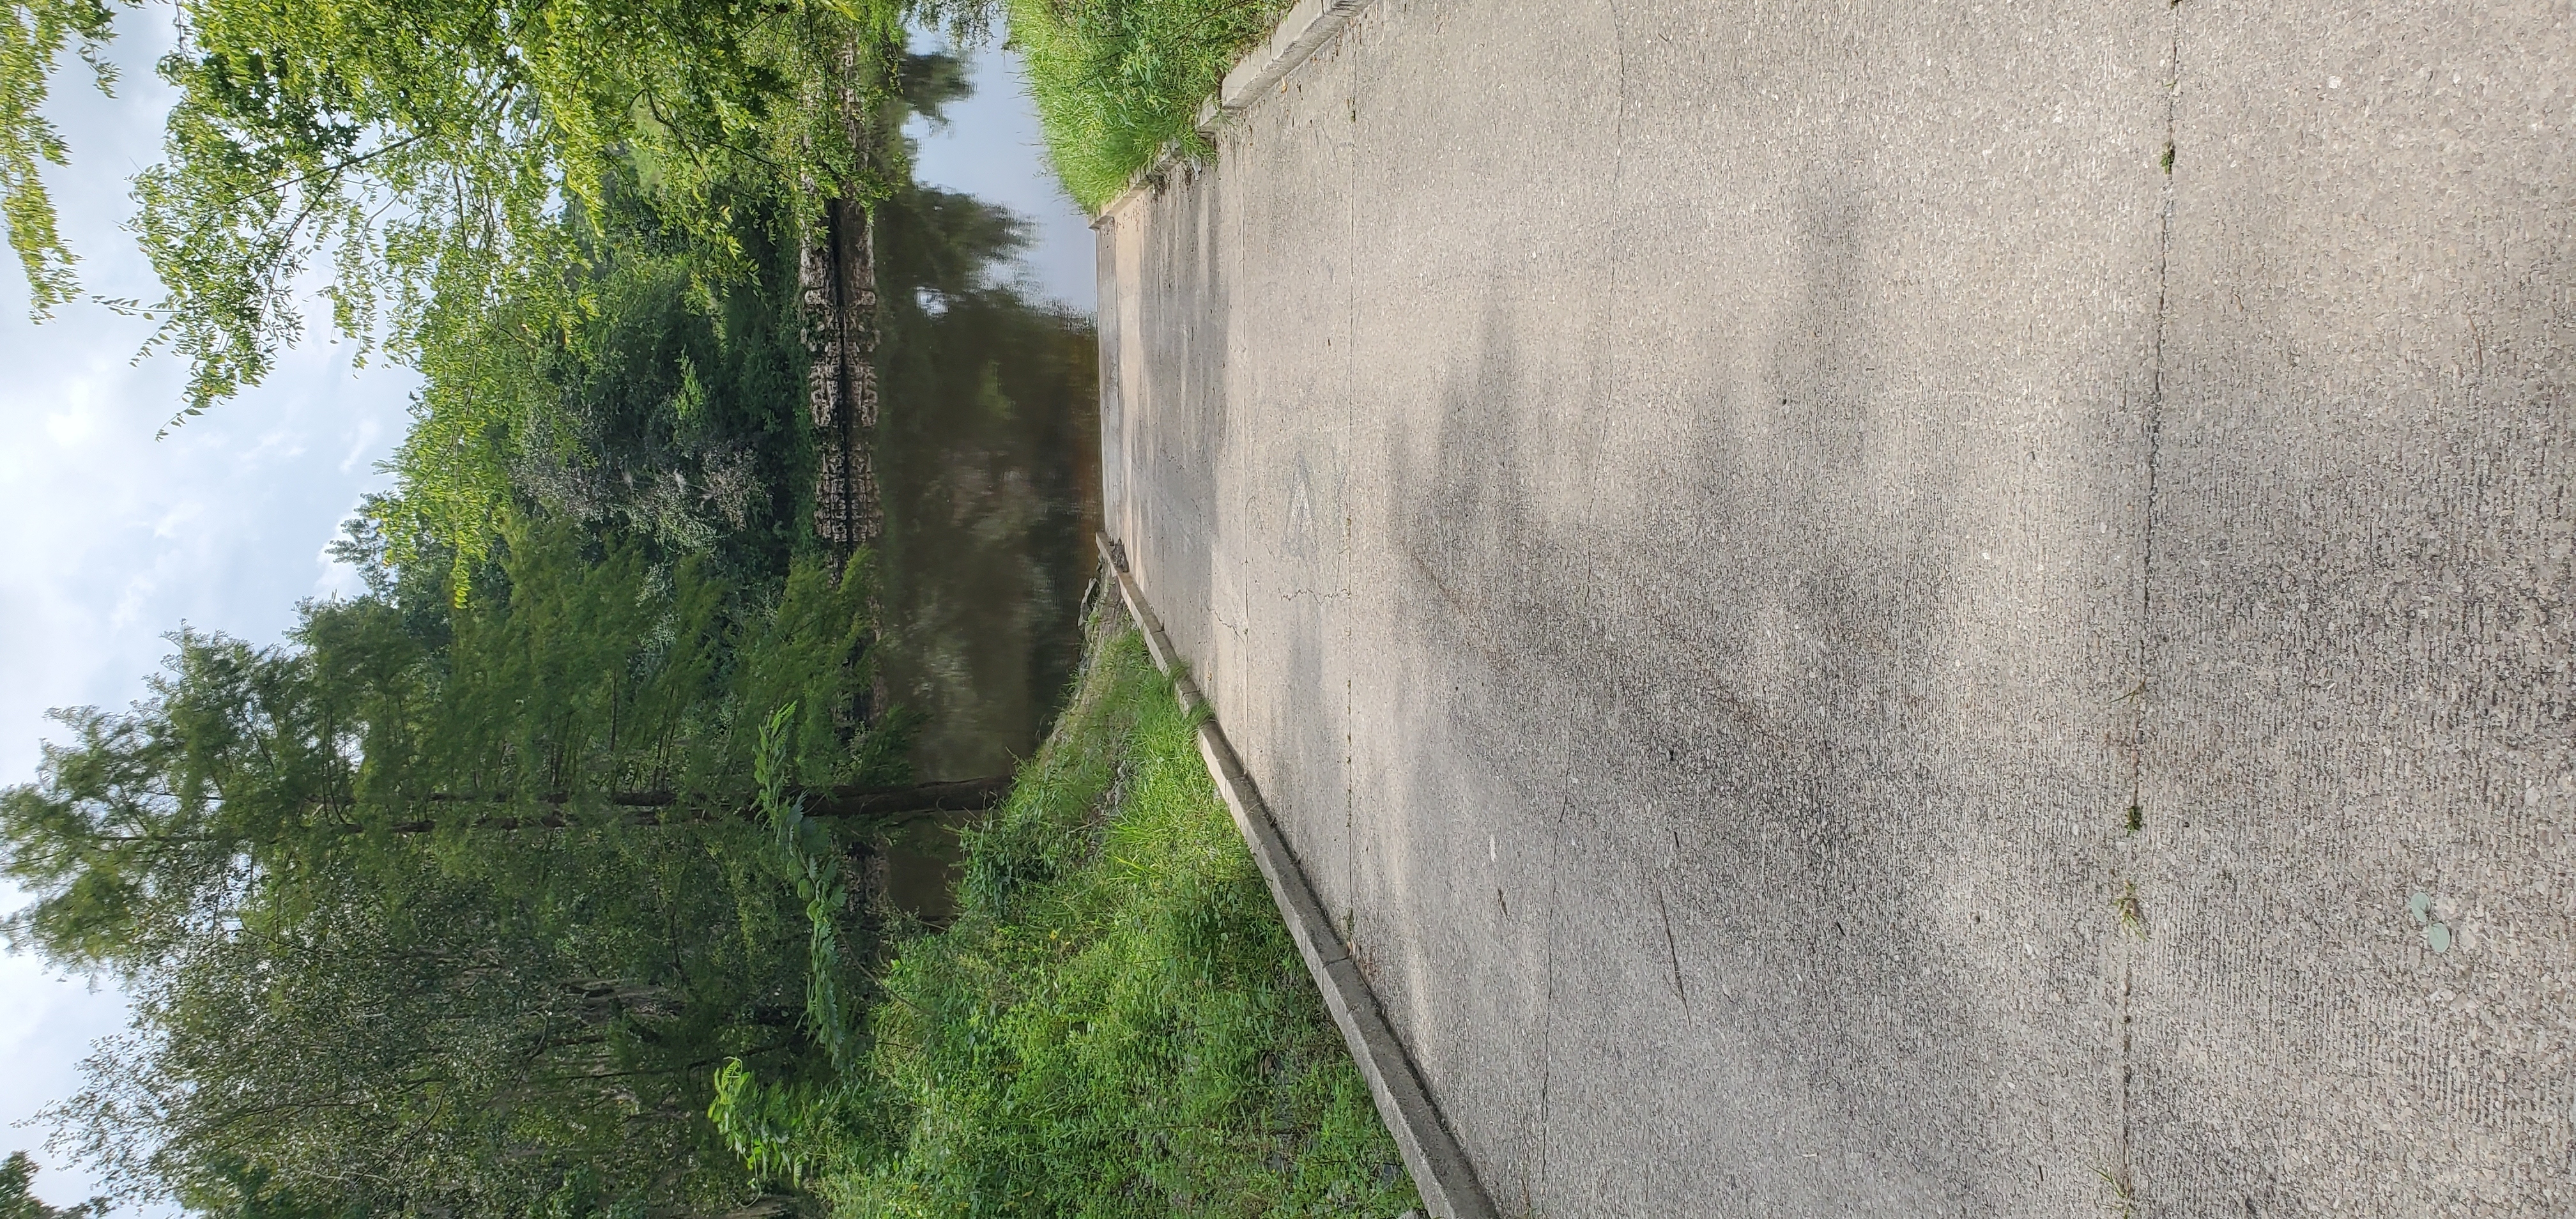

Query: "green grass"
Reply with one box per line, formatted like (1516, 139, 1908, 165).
(1009, 0, 1296, 210)
(821, 614, 1422, 1216)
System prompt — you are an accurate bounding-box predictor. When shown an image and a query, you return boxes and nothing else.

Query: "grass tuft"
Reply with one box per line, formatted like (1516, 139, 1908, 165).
(825, 611, 1420, 1216)
(2113, 880, 2149, 940)
(1008, 0, 1296, 210)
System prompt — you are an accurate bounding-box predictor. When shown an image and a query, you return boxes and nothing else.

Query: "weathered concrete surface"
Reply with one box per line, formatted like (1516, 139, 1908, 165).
(2129, 8, 2576, 1215)
(1096, 1, 2576, 1213)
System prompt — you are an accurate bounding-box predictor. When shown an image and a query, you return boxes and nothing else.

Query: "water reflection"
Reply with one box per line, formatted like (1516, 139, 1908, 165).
(873, 176, 1100, 789)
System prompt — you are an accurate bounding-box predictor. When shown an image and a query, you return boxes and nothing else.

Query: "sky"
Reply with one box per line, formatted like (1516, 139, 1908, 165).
(909, 38, 1098, 309)
(0, 20, 1092, 1209)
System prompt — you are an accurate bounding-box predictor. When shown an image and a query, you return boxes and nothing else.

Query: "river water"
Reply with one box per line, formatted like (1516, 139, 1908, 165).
(868, 176, 1100, 920)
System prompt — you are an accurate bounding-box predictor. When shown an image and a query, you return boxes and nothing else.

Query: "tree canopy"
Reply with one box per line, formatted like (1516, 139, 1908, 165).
(130, 0, 909, 424)
(0, 1, 1124, 1211)
(6, 518, 900, 1215)
(1, 0, 1004, 419)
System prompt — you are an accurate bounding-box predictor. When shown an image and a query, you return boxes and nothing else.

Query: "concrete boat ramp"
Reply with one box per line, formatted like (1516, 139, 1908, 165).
(1094, 2, 2575, 1213)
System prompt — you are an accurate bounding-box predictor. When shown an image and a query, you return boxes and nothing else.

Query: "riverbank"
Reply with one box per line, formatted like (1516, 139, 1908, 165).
(825, 590, 1421, 1215)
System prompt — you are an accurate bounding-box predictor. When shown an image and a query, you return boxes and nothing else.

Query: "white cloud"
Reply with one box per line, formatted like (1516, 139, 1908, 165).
(0, 10, 413, 1211)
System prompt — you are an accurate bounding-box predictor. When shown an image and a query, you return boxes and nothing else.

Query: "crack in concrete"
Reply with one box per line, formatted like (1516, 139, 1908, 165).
(2115, 1, 2189, 1204)
(1342, 26, 1361, 1070)
(1531, 794, 1565, 1215)
(1654, 876, 1689, 1011)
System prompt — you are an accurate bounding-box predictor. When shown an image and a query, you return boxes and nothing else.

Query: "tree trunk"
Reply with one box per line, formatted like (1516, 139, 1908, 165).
(386, 776, 1011, 835)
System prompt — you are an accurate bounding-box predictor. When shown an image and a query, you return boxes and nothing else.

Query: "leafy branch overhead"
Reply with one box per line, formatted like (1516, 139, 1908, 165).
(3, 0, 997, 425)
(0, 0, 119, 318)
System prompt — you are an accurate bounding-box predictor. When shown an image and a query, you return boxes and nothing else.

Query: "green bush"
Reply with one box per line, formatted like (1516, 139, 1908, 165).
(827, 622, 1421, 1216)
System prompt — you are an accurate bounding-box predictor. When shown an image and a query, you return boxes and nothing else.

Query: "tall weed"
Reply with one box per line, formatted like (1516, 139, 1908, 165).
(1009, 0, 1296, 209)
(826, 622, 1420, 1215)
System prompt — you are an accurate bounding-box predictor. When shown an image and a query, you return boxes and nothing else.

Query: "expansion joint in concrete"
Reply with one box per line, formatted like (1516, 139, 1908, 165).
(2113, 5, 2189, 1206)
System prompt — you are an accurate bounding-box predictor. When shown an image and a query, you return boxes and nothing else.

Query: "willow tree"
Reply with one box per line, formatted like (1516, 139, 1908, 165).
(123, 0, 921, 422)
(0, 0, 116, 316)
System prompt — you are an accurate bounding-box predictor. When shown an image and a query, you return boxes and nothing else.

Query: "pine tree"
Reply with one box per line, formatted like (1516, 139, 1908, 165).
(3, 519, 905, 1215)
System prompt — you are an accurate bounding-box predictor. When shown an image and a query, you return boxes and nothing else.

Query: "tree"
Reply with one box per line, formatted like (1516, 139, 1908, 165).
(372, 166, 816, 588)
(125, 0, 919, 427)
(0, 0, 120, 318)
(3, 0, 992, 415)
(3, 518, 906, 1214)
(46, 794, 853, 1216)
(0, 1152, 107, 1219)
(370, 49, 979, 586)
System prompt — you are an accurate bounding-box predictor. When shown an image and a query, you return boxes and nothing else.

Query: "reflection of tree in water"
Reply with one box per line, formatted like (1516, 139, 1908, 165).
(873, 178, 1099, 782)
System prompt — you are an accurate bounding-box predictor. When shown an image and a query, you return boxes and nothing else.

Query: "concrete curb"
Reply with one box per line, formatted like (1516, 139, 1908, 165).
(1211, 0, 1369, 125)
(1096, 533, 1497, 1219)
(1092, 143, 1186, 230)
(1092, 0, 1372, 225)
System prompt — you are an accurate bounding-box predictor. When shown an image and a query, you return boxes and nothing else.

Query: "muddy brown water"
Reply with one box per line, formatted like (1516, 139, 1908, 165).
(868, 181, 1100, 923)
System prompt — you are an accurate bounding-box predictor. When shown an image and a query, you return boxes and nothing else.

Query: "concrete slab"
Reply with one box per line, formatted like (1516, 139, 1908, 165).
(1098, 0, 2575, 1211)
(1204, 42, 1362, 926)
(1333, 4, 1631, 1208)
(1545, 2, 2166, 1212)
(2131, 4, 2576, 1214)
